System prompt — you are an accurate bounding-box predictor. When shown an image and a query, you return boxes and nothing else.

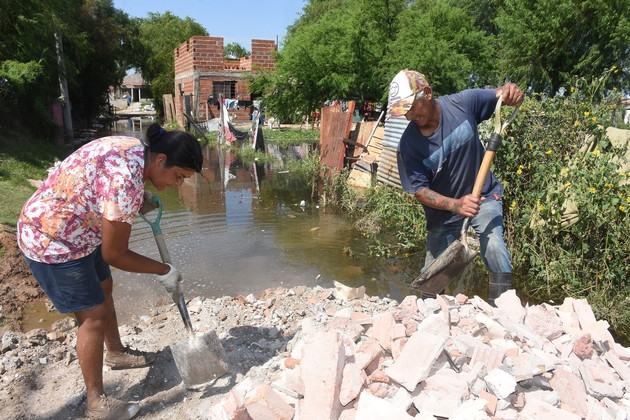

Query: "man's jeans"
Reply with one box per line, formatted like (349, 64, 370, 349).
(423, 199, 512, 273)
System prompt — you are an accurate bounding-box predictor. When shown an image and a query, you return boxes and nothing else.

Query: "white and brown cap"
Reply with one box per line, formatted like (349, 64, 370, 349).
(387, 69, 429, 119)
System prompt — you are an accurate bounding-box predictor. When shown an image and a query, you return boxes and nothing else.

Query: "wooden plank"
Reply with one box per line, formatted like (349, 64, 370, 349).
(162, 94, 175, 122)
(320, 105, 351, 173)
(352, 121, 378, 158)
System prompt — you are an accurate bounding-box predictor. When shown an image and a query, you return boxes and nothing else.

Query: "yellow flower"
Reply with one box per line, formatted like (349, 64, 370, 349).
(510, 201, 516, 210)
(626, 196, 630, 203)
(605, 183, 614, 188)
(571, 86, 575, 93)
(574, 120, 580, 127)
(528, 143, 533, 150)
(564, 182, 571, 188)
(538, 204, 545, 211)
(516, 169, 522, 175)
(592, 149, 600, 156)
(545, 150, 552, 155)
(560, 167, 569, 176)
(620, 205, 626, 212)
(584, 111, 590, 117)
(591, 117, 597, 122)
(589, 187, 596, 194)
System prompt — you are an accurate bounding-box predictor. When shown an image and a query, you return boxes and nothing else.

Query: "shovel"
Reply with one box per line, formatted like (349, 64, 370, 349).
(411, 97, 519, 295)
(140, 196, 230, 390)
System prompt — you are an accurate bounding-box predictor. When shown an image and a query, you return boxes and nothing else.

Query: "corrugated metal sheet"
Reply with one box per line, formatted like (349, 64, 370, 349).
(376, 117, 409, 189)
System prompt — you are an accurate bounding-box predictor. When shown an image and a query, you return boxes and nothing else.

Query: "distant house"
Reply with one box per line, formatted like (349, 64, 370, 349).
(173, 36, 276, 126)
(117, 73, 151, 103)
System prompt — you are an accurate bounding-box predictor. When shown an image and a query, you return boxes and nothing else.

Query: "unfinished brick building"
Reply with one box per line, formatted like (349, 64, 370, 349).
(173, 36, 276, 127)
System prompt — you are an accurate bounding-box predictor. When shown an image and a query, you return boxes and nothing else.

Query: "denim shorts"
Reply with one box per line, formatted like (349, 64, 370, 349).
(24, 246, 112, 313)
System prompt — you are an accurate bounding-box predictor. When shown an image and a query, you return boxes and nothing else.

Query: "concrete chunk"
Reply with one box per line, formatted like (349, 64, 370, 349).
(484, 368, 516, 399)
(244, 383, 295, 420)
(333, 281, 366, 301)
(549, 370, 588, 418)
(355, 392, 414, 420)
(385, 331, 446, 392)
(572, 298, 598, 329)
(520, 398, 581, 419)
(300, 331, 346, 419)
(524, 303, 564, 341)
(495, 290, 526, 324)
(339, 362, 365, 406)
(355, 337, 385, 371)
(579, 359, 625, 399)
(367, 312, 395, 351)
(604, 351, 630, 390)
(410, 374, 470, 418)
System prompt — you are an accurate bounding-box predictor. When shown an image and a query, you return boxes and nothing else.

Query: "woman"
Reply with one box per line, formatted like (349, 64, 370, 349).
(17, 123, 203, 419)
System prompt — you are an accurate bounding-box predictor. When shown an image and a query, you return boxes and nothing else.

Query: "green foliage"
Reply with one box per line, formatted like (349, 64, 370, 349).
(0, 60, 55, 135)
(384, 0, 497, 95)
(224, 43, 250, 59)
(493, 69, 629, 331)
(264, 127, 320, 147)
(69, 0, 142, 126)
(341, 184, 427, 258)
(253, 0, 406, 119)
(136, 12, 207, 115)
(496, 0, 630, 95)
(0, 0, 145, 134)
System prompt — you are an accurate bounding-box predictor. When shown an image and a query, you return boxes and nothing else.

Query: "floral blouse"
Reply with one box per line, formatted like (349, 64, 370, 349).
(18, 136, 145, 264)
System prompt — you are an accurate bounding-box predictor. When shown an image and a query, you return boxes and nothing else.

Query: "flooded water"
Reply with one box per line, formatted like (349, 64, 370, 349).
(23, 118, 487, 328)
(108, 119, 428, 324)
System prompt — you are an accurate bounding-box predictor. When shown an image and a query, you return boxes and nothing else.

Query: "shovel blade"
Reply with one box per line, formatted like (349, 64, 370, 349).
(411, 239, 479, 295)
(170, 331, 230, 390)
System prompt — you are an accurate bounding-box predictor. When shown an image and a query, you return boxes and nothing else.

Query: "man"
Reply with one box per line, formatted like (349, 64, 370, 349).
(388, 69, 523, 303)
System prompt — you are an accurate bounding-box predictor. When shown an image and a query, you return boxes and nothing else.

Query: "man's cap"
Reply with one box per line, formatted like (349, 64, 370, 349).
(387, 69, 429, 118)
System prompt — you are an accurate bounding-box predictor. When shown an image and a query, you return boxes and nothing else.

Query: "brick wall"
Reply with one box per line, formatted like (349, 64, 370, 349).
(173, 36, 276, 123)
(251, 39, 277, 71)
(175, 36, 224, 74)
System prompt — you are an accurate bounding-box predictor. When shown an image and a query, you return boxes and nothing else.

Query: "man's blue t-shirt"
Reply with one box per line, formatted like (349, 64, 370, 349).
(396, 89, 504, 229)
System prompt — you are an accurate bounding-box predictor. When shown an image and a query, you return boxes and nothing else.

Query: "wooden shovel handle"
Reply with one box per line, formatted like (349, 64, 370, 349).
(472, 151, 496, 198)
(471, 95, 509, 198)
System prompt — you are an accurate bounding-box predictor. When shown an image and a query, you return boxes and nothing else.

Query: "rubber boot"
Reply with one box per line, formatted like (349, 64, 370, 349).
(488, 272, 512, 306)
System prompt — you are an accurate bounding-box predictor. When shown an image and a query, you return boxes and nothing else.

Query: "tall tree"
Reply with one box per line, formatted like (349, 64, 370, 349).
(136, 12, 207, 115)
(68, 0, 142, 126)
(254, 0, 405, 120)
(0, 0, 144, 133)
(496, 0, 630, 95)
(383, 0, 496, 95)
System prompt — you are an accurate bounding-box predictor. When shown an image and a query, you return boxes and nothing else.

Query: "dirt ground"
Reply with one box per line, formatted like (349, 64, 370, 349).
(0, 226, 44, 333)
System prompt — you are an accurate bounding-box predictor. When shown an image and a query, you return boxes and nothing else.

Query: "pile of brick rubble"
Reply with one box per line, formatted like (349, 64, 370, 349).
(206, 284, 630, 419)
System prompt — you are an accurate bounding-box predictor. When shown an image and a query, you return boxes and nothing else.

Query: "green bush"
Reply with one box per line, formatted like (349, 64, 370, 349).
(494, 69, 629, 338)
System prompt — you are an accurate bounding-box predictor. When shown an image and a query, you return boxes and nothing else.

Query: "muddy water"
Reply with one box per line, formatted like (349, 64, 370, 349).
(23, 118, 485, 328)
(110, 120, 425, 324)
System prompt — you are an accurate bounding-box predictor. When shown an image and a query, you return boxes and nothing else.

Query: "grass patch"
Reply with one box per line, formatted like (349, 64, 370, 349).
(263, 127, 319, 147)
(0, 129, 69, 226)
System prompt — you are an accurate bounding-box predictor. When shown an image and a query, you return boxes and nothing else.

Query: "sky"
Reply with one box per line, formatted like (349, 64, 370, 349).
(112, 0, 307, 50)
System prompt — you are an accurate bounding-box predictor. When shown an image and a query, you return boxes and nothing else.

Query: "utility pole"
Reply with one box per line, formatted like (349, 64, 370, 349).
(54, 28, 74, 143)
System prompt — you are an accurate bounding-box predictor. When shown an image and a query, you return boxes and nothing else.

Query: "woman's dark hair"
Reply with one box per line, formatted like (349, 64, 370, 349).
(144, 123, 203, 172)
